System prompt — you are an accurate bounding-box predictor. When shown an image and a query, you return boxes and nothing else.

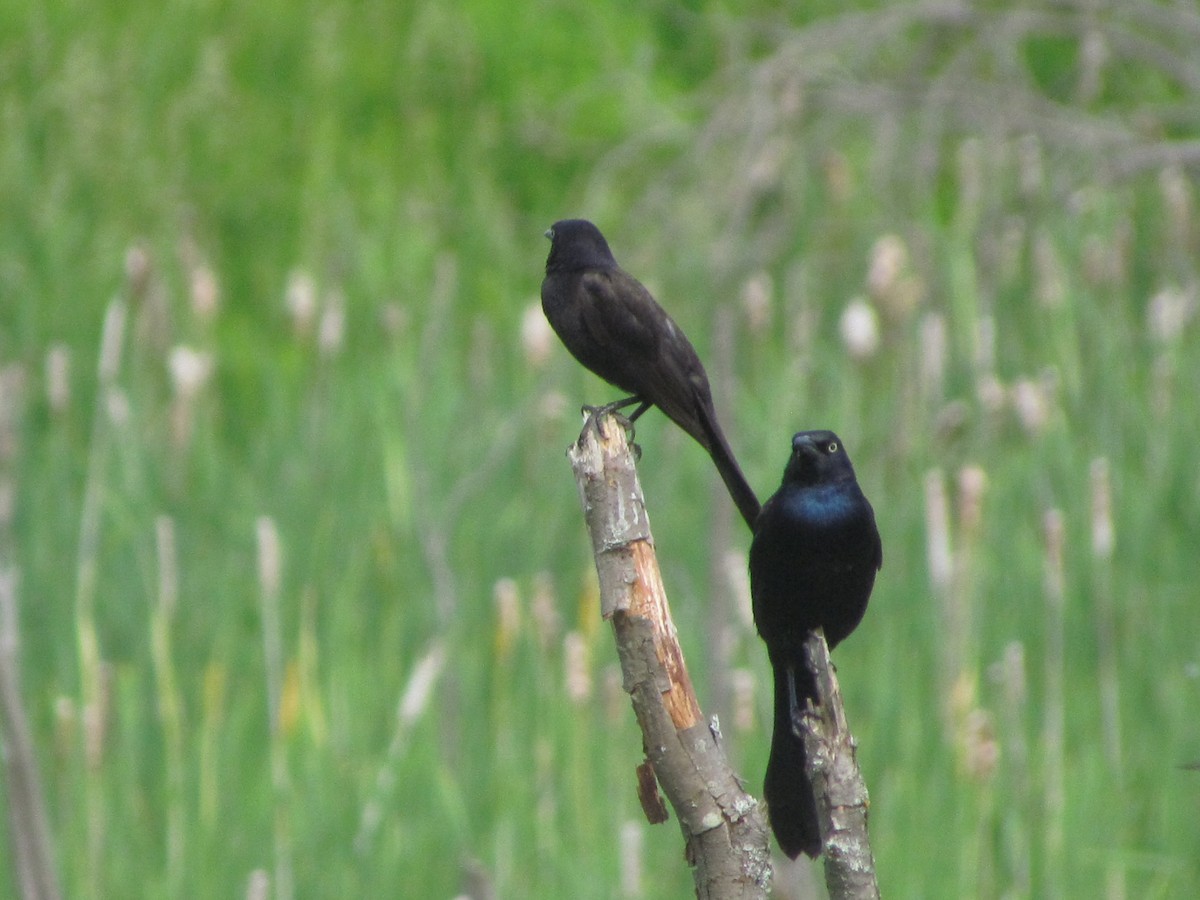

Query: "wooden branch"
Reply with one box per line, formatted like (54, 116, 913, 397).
(567, 414, 771, 900)
(799, 630, 880, 899)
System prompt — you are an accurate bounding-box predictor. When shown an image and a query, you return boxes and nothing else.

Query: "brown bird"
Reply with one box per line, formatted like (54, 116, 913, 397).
(541, 218, 760, 529)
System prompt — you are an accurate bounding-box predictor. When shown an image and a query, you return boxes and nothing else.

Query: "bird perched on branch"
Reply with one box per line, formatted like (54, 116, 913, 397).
(749, 430, 882, 859)
(541, 218, 760, 530)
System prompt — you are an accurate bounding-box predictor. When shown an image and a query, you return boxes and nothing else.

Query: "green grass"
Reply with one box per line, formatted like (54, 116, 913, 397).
(1, 1, 1198, 897)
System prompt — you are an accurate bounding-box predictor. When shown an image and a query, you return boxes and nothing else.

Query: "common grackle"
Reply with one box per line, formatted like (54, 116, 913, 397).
(749, 430, 882, 859)
(541, 218, 761, 530)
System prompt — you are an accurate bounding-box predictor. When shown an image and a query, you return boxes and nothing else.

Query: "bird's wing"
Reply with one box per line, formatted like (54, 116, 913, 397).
(577, 270, 661, 358)
(579, 268, 715, 449)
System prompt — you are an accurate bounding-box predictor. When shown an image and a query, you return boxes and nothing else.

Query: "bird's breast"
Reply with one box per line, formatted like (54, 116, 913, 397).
(780, 482, 864, 525)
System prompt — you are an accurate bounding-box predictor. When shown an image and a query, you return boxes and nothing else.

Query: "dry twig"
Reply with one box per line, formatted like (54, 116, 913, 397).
(567, 414, 770, 899)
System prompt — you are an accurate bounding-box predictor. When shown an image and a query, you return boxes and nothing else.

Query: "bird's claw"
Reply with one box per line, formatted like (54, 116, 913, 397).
(581, 403, 633, 434)
(580, 402, 639, 449)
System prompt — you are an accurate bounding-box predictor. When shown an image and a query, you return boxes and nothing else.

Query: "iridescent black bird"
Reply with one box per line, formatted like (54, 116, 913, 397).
(749, 430, 882, 859)
(541, 218, 760, 530)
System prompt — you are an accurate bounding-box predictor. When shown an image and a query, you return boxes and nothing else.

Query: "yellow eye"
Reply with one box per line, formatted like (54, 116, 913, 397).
(827, 441, 839, 453)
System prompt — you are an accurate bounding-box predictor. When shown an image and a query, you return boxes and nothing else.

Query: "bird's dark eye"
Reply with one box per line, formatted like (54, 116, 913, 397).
(827, 441, 839, 453)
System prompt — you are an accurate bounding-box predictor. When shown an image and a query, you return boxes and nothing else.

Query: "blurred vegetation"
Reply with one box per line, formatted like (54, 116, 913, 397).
(1, 0, 1198, 897)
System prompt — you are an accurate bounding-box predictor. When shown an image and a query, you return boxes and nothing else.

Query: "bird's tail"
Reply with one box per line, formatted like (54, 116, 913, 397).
(696, 407, 761, 531)
(764, 654, 822, 859)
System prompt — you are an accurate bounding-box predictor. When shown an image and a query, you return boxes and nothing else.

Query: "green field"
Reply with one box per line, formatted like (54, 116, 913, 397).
(1, 1, 1198, 897)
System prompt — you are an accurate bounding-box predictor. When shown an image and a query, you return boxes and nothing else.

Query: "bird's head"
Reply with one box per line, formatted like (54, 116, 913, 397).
(544, 219, 618, 273)
(782, 430, 857, 487)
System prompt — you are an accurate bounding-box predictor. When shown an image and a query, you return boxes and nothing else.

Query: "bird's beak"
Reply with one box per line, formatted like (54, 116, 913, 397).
(544, 228, 554, 240)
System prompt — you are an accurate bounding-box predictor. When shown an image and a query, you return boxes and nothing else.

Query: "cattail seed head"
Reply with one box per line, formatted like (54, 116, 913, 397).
(167, 345, 214, 401)
(960, 708, 999, 782)
(317, 290, 346, 358)
(493, 577, 520, 659)
(1090, 458, 1115, 560)
(1012, 378, 1050, 435)
(918, 313, 946, 402)
(741, 272, 774, 337)
(285, 270, 319, 337)
(521, 303, 555, 368)
(839, 297, 881, 361)
(1147, 285, 1196, 344)
(190, 264, 220, 323)
(255, 516, 282, 601)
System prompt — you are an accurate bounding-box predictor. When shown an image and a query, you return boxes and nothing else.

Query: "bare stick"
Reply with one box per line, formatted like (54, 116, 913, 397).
(567, 414, 771, 900)
(799, 630, 880, 899)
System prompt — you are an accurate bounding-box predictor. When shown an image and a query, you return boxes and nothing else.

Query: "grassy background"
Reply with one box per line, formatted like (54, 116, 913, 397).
(2, 1, 1199, 897)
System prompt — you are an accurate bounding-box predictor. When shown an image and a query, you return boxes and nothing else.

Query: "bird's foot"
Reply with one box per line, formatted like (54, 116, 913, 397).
(579, 403, 643, 460)
(582, 394, 644, 419)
